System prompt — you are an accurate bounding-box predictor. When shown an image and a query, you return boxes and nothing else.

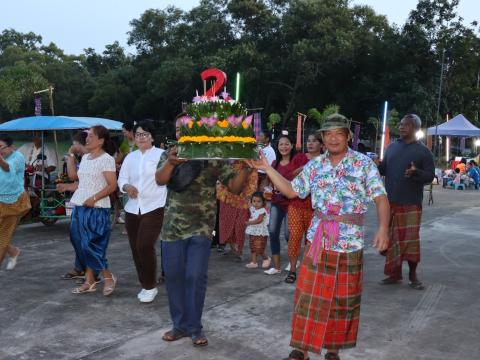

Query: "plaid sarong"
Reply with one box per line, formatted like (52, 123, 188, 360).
(384, 204, 422, 278)
(290, 249, 363, 353)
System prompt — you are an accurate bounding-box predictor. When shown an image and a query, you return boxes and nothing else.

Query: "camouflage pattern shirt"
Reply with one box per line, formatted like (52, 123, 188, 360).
(158, 153, 236, 242)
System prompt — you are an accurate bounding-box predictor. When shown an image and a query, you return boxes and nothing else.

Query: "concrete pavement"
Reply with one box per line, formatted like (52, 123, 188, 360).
(1, 186, 479, 360)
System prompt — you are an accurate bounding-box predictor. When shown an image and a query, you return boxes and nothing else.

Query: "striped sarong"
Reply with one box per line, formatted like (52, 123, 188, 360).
(384, 204, 422, 278)
(290, 249, 363, 353)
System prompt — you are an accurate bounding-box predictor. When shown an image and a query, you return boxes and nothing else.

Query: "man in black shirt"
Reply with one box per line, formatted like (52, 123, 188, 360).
(378, 114, 434, 290)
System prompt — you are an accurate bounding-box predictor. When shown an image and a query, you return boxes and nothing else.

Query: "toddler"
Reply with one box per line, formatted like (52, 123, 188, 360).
(245, 192, 271, 269)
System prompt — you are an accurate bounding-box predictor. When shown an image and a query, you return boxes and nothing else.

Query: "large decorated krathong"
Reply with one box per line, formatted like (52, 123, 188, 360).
(176, 68, 258, 159)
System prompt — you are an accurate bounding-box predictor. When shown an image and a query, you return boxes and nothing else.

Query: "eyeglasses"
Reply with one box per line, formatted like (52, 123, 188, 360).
(135, 132, 151, 139)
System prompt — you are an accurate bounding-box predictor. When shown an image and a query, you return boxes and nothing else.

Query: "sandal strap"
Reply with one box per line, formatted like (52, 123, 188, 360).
(288, 350, 305, 360)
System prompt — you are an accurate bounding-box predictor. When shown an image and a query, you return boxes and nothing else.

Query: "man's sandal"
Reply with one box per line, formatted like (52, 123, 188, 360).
(72, 281, 98, 294)
(283, 350, 309, 360)
(409, 280, 425, 290)
(61, 270, 85, 280)
(379, 277, 401, 285)
(325, 352, 340, 360)
(285, 271, 297, 284)
(162, 329, 189, 342)
(191, 333, 208, 347)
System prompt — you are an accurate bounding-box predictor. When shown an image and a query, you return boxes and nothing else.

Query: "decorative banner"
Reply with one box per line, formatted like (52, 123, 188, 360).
(34, 96, 42, 116)
(384, 125, 390, 149)
(427, 135, 433, 150)
(200, 68, 227, 97)
(253, 112, 262, 141)
(296, 113, 302, 151)
(352, 123, 361, 150)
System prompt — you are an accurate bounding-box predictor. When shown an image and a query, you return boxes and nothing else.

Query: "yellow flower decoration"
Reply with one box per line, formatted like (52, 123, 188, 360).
(218, 120, 229, 128)
(187, 120, 193, 129)
(241, 120, 249, 129)
(178, 136, 256, 143)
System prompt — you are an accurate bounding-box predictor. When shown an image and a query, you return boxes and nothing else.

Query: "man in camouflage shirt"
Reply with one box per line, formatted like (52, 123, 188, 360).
(155, 117, 252, 347)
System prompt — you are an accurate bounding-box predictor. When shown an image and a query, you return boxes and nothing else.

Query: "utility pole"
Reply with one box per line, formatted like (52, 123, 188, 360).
(434, 48, 446, 160)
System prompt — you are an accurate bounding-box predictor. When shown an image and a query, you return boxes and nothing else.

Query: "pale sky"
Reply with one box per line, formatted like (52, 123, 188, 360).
(0, 0, 478, 55)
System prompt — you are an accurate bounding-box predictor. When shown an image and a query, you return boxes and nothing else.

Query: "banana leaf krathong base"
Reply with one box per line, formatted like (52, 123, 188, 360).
(177, 142, 259, 160)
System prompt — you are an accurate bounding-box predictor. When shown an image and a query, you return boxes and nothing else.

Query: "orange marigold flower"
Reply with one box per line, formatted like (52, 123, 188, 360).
(187, 121, 194, 129)
(218, 120, 229, 128)
(241, 120, 249, 129)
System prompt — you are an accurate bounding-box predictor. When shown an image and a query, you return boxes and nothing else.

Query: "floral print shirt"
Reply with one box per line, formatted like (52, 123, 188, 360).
(291, 148, 386, 252)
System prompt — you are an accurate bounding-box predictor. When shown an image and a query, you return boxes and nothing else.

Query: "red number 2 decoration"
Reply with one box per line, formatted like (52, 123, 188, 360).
(201, 68, 227, 97)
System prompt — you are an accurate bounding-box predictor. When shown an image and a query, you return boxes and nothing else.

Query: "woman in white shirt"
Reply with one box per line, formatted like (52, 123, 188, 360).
(60, 125, 118, 296)
(118, 121, 167, 303)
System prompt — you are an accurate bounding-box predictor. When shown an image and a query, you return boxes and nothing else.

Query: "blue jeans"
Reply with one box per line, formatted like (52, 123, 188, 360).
(162, 236, 211, 336)
(268, 204, 288, 256)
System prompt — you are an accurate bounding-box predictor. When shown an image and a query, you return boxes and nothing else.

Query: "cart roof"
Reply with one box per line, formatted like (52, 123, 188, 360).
(0, 116, 123, 131)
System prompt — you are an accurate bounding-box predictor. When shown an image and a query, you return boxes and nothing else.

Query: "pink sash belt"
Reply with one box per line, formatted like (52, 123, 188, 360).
(307, 208, 365, 265)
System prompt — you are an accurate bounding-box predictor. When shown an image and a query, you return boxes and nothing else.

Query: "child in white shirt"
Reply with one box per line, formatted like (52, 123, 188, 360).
(245, 192, 271, 269)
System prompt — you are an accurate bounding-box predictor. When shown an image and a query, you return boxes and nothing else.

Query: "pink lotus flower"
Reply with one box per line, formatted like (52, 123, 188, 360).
(221, 91, 232, 100)
(202, 116, 217, 127)
(227, 115, 243, 127)
(193, 96, 210, 103)
(244, 115, 253, 126)
(178, 116, 193, 126)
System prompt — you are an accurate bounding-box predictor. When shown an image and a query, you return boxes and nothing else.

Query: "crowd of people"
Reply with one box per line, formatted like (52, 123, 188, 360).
(0, 112, 438, 360)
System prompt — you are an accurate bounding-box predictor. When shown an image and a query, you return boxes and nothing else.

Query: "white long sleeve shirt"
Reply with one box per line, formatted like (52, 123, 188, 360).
(118, 147, 167, 215)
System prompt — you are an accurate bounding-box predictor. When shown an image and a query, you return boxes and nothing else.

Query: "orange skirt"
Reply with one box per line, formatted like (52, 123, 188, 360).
(0, 192, 31, 248)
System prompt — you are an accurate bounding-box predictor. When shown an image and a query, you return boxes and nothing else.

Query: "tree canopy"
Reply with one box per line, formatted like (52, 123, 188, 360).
(0, 0, 479, 141)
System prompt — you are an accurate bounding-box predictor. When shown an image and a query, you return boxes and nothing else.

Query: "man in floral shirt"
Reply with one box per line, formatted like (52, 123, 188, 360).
(248, 114, 390, 360)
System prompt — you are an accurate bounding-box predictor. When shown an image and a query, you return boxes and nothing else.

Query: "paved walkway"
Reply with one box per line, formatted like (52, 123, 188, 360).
(1, 186, 479, 360)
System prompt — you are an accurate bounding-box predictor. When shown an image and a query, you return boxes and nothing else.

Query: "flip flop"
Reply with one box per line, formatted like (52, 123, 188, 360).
(283, 350, 309, 360)
(162, 329, 189, 342)
(409, 281, 425, 290)
(61, 270, 85, 280)
(379, 277, 402, 285)
(191, 333, 208, 347)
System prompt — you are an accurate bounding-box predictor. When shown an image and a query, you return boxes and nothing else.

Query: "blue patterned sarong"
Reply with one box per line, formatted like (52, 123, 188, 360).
(70, 206, 111, 272)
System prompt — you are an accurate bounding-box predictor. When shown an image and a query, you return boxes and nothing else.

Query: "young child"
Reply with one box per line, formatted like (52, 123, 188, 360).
(447, 168, 462, 188)
(245, 192, 271, 269)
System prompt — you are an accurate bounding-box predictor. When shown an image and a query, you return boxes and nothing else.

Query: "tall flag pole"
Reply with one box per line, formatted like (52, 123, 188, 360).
(445, 114, 450, 162)
(380, 101, 389, 159)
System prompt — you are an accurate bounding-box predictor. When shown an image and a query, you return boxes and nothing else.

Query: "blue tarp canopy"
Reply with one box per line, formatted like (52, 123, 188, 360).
(427, 114, 480, 136)
(0, 115, 123, 131)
